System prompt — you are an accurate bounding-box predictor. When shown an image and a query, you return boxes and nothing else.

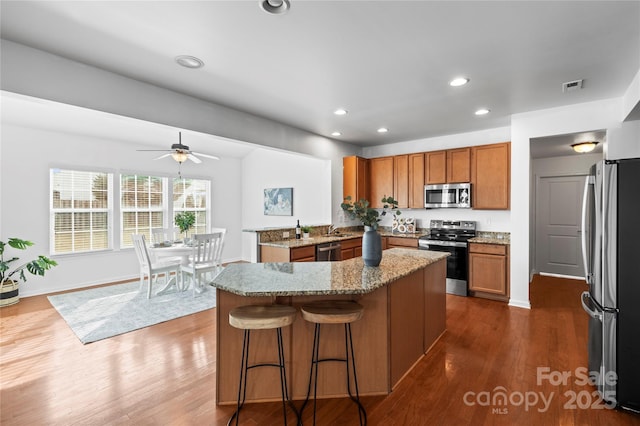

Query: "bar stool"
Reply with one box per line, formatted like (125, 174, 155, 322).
(227, 304, 298, 426)
(299, 300, 367, 425)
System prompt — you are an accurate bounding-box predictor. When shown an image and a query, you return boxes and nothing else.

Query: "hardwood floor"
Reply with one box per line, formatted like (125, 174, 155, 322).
(1, 275, 639, 425)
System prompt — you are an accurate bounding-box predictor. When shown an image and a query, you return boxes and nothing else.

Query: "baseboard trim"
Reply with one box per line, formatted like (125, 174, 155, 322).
(508, 298, 532, 310)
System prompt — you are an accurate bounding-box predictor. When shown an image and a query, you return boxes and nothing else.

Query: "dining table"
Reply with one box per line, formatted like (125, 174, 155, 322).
(148, 242, 194, 294)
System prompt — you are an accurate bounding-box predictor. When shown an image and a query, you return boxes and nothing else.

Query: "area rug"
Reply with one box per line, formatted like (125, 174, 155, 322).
(47, 281, 216, 344)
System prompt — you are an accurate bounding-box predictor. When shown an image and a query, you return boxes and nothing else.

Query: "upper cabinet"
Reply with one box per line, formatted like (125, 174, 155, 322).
(447, 148, 471, 183)
(343, 141, 510, 211)
(393, 155, 409, 208)
(425, 148, 470, 184)
(369, 156, 394, 208)
(408, 153, 425, 209)
(471, 142, 511, 210)
(343, 156, 369, 202)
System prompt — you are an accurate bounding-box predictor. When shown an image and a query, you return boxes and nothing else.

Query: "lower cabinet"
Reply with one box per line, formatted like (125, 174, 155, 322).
(260, 245, 316, 262)
(385, 236, 418, 250)
(468, 242, 509, 301)
(340, 237, 362, 260)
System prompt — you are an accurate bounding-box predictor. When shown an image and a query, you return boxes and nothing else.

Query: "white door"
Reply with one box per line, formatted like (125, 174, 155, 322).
(535, 175, 585, 278)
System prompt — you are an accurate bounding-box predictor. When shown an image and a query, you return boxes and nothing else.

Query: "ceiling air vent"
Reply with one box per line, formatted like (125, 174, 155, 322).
(562, 79, 583, 92)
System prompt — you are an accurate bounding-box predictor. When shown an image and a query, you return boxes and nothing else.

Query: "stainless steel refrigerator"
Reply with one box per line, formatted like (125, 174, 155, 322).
(581, 158, 640, 412)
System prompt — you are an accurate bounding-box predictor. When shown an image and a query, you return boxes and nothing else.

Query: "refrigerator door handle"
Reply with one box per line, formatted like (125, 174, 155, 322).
(581, 291, 603, 320)
(581, 175, 594, 284)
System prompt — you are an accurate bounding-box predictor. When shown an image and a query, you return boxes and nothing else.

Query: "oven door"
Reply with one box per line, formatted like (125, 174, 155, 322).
(419, 239, 468, 296)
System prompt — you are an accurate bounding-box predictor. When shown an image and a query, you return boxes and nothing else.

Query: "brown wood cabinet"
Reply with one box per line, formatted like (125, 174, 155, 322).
(468, 242, 509, 301)
(447, 148, 471, 183)
(385, 237, 418, 250)
(369, 156, 394, 208)
(343, 156, 368, 202)
(260, 245, 316, 262)
(340, 237, 363, 260)
(408, 153, 425, 208)
(425, 151, 447, 184)
(393, 155, 409, 208)
(471, 142, 510, 210)
(425, 148, 471, 184)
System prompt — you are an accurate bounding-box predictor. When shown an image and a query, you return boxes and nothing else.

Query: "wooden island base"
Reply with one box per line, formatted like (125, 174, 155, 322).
(215, 258, 446, 405)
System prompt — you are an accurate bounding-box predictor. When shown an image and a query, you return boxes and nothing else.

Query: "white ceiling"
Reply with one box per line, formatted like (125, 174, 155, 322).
(1, 1, 639, 152)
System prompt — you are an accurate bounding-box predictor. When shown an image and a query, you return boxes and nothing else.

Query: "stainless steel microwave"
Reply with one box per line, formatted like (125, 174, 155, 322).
(424, 183, 471, 208)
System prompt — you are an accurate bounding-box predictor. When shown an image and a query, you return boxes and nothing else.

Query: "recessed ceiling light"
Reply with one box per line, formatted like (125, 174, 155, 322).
(377, 127, 389, 133)
(331, 131, 342, 137)
(334, 108, 348, 116)
(449, 77, 469, 87)
(475, 108, 490, 116)
(175, 55, 204, 69)
(260, 0, 290, 14)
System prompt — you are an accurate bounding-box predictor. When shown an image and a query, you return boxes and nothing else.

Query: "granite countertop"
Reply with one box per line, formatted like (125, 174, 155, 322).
(468, 236, 510, 245)
(260, 230, 429, 249)
(211, 248, 449, 297)
(260, 233, 363, 248)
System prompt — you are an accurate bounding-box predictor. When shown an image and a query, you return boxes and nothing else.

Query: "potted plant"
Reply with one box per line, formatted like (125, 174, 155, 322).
(174, 211, 196, 241)
(301, 225, 313, 239)
(1, 238, 58, 307)
(341, 196, 401, 266)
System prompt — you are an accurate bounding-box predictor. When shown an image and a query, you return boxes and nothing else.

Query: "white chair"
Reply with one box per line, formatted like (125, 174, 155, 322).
(209, 227, 226, 275)
(181, 231, 225, 295)
(132, 234, 182, 298)
(152, 227, 180, 245)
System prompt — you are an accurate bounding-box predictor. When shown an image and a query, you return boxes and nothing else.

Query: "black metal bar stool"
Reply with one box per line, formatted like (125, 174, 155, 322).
(299, 300, 367, 425)
(227, 304, 298, 426)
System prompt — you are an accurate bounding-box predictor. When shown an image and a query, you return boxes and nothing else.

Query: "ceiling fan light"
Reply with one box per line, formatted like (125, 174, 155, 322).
(571, 141, 599, 153)
(172, 151, 188, 163)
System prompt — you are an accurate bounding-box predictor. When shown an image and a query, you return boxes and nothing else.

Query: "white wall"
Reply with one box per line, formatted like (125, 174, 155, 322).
(242, 149, 331, 230)
(607, 120, 640, 160)
(240, 148, 332, 260)
(362, 126, 512, 232)
(510, 98, 622, 309)
(0, 124, 243, 297)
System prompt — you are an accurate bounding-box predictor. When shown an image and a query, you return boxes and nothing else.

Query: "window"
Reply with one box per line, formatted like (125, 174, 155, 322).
(173, 178, 210, 236)
(121, 174, 166, 247)
(50, 170, 211, 254)
(50, 169, 113, 254)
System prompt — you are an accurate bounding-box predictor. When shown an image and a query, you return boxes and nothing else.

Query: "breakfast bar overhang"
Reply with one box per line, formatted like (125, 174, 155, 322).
(211, 248, 449, 405)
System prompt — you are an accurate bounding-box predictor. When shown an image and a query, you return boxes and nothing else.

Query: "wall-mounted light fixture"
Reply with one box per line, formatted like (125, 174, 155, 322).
(571, 141, 599, 153)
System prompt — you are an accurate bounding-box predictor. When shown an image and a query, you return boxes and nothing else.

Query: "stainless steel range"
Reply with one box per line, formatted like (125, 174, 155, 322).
(418, 220, 476, 296)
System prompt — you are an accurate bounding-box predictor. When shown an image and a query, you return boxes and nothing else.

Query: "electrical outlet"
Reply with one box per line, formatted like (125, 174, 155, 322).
(283, 231, 290, 239)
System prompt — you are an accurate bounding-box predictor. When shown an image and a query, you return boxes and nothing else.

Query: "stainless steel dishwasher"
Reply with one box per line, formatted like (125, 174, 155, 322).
(315, 242, 342, 261)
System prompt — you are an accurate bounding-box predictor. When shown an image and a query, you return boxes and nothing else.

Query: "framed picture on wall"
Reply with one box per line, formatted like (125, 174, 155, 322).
(264, 187, 293, 216)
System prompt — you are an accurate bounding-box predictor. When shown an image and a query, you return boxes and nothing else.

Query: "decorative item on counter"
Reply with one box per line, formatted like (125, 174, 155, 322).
(295, 219, 301, 239)
(341, 195, 401, 266)
(301, 225, 313, 239)
(392, 217, 415, 233)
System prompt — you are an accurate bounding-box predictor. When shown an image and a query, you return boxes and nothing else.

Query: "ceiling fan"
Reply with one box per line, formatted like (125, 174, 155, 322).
(137, 132, 220, 164)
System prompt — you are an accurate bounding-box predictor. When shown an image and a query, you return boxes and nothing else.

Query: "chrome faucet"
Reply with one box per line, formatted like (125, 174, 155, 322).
(328, 224, 339, 234)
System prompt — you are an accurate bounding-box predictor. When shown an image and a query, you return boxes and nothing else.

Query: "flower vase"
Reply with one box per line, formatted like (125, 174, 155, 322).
(362, 226, 382, 267)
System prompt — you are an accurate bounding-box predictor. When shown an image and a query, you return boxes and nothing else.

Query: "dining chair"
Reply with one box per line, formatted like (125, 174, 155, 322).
(181, 230, 225, 296)
(131, 234, 182, 298)
(151, 227, 180, 246)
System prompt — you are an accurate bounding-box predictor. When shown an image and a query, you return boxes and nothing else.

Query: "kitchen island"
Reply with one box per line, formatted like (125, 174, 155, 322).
(211, 248, 448, 405)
